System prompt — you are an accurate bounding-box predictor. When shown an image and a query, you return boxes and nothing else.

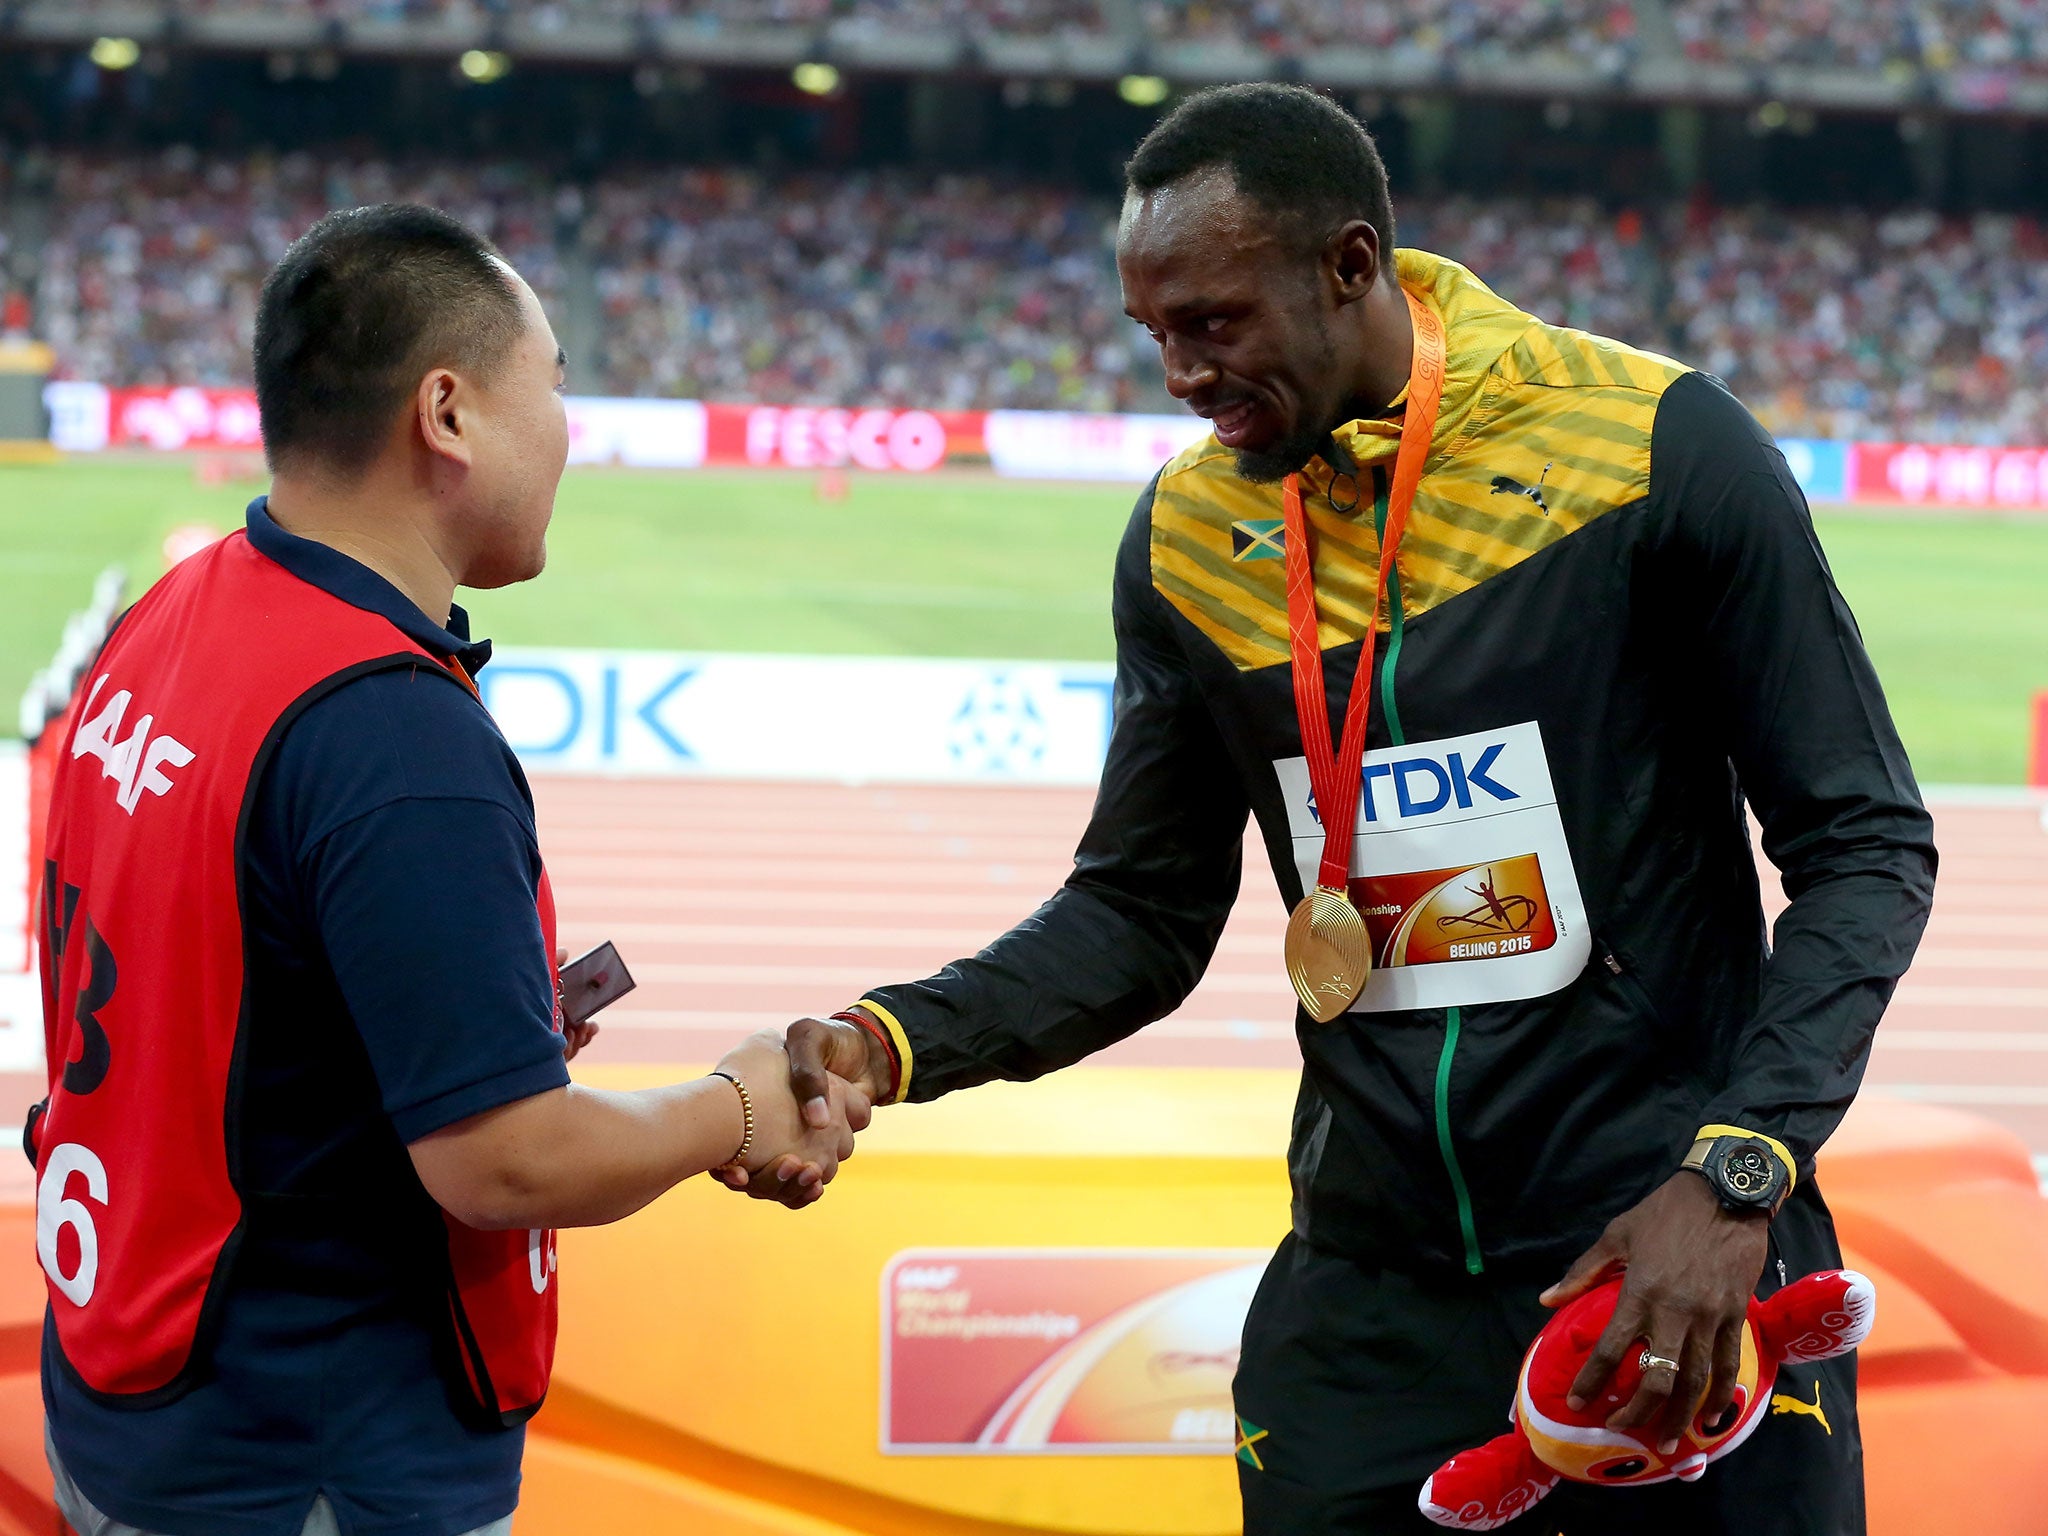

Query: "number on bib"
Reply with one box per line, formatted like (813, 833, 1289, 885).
(37, 1143, 109, 1307)
(527, 1228, 557, 1295)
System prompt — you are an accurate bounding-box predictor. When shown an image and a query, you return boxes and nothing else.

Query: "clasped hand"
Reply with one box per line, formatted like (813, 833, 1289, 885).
(1540, 1171, 1772, 1455)
(708, 1031, 872, 1210)
(711, 1014, 891, 1210)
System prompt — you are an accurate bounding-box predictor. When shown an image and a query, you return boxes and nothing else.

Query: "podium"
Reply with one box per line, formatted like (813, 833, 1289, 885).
(514, 1069, 2048, 1535)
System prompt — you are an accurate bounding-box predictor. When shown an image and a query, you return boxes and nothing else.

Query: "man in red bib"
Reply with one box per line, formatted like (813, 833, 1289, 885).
(33, 204, 863, 1536)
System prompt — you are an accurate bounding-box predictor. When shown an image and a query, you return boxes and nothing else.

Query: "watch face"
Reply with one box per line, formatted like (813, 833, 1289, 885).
(1716, 1141, 1781, 1204)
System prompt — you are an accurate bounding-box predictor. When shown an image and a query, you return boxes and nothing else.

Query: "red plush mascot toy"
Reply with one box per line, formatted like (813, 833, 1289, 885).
(1418, 1269, 1875, 1530)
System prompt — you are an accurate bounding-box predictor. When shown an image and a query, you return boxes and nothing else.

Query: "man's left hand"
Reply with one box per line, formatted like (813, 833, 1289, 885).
(557, 948, 600, 1062)
(1539, 1171, 1770, 1456)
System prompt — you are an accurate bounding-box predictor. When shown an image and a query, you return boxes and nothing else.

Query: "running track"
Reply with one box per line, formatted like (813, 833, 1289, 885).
(0, 779, 2040, 1197)
(529, 776, 2048, 1165)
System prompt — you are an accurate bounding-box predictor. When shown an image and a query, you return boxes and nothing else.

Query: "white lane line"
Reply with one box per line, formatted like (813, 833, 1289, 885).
(625, 961, 1298, 994)
(1881, 1084, 2048, 1107)
(1918, 784, 2048, 808)
(1901, 951, 2048, 971)
(1891, 984, 2048, 1008)
(0, 744, 26, 975)
(1874, 1031, 2048, 1051)
(601, 1008, 1297, 1041)
(561, 925, 1286, 960)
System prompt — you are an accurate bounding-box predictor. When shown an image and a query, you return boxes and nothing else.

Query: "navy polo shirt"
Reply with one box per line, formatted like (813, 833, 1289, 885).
(44, 500, 572, 1536)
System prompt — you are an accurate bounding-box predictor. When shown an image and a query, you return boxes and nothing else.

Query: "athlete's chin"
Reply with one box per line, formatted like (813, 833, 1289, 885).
(1231, 433, 1322, 485)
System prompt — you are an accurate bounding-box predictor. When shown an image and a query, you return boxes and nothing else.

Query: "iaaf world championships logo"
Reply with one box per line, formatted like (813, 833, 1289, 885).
(1361, 854, 1560, 969)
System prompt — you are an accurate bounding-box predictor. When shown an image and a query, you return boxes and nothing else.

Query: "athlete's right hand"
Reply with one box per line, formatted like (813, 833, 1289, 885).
(785, 1012, 895, 1124)
(711, 1032, 868, 1209)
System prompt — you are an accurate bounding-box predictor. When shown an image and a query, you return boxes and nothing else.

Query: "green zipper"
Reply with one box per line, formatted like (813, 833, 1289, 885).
(1371, 472, 1484, 1276)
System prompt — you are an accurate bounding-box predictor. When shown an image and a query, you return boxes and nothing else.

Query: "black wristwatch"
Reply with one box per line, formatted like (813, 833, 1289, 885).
(1681, 1132, 1790, 1215)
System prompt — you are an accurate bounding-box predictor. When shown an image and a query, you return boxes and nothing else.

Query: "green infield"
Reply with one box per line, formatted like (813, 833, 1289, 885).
(3, 457, 2044, 785)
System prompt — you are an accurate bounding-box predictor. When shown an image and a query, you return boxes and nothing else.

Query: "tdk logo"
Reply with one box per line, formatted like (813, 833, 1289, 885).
(1310, 742, 1519, 825)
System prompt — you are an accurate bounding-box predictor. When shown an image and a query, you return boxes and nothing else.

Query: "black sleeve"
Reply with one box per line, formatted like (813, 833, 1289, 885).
(864, 480, 1252, 1102)
(1650, 371, 1937, 1176)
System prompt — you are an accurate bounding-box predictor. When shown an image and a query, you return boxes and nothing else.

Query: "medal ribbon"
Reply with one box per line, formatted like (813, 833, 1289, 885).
(1283, 288, 1448, 895)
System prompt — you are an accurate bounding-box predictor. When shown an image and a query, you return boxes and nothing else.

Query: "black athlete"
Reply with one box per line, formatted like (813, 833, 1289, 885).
(765, 85, 1934, 1535)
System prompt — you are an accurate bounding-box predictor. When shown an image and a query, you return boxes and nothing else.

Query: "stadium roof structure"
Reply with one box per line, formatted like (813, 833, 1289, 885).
(7, 0, 2048, 118)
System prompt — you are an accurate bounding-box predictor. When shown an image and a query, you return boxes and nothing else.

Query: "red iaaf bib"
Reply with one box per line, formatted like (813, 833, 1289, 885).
(33, 530, 560, 1424)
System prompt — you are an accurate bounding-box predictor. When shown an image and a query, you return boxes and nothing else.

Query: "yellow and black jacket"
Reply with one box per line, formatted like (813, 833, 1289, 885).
(860, 250, 1936, 1279)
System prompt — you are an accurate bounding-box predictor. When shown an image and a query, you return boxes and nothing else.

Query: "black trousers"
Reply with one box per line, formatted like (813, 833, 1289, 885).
(1233, 1189, 1863, 1535)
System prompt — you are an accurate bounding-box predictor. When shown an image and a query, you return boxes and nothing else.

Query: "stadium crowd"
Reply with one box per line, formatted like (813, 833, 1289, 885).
(1139, 0, 1640, 72)
(44, 0, 2048, 71)
(56, 0, 1111, 38)
(1668, 0, 2048, 75)
(27, 149, 568, 396)
(583, 169, 1137, 410)
(19, 148, 2048, 444)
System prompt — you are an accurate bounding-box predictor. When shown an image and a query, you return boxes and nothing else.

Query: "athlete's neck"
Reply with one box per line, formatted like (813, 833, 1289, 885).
(1333, 274, 1416, 429)
(266, 474, 459, 628)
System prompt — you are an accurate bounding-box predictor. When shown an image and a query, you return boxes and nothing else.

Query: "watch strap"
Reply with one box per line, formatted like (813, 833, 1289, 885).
(1694, 1122, 1796, 1198)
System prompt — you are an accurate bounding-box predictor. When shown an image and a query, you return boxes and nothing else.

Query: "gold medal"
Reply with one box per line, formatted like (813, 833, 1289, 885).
(1285, 884, 1373, 1022)
(1278, 289, 1446, 1025)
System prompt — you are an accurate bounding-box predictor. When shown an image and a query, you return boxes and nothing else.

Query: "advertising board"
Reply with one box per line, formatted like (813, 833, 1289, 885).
(881, 1249, 1266, 1455)
(40, 382, 2047, 508)
(1850, 442, 2048, 509)
(480, 646, 1117, 785)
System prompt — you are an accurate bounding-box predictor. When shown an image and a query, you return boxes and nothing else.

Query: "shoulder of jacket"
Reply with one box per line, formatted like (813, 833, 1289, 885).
(1156, 431, 1233, 491)
(1492, 315, 1691, 400)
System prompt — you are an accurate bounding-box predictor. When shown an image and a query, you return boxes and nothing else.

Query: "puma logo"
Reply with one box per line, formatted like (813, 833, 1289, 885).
(1770, 1379, 1831, 1435)
(1489, 462, 1553, 512)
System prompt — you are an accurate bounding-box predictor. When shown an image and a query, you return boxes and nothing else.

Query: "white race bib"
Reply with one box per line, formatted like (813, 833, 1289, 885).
(1273, 721, 1590, 1013)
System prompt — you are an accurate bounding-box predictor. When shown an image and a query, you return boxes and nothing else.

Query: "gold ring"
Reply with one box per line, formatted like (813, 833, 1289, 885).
(1638, 1350, 1680, 1374)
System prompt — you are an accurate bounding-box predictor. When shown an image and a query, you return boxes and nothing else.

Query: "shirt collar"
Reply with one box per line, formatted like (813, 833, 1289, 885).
(245, 497, 494, 677)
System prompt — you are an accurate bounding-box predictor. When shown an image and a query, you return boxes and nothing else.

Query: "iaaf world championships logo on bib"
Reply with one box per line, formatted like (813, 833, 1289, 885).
(1351, 854, 1558, 969)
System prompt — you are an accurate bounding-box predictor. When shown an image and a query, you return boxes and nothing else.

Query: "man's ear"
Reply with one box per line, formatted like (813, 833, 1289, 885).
(1327, 219, 1382, 305)
(415, 368, 473, 469)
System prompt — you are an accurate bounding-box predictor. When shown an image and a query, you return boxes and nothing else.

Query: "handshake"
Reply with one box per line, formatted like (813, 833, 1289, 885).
(702, 1012, 900, 1210)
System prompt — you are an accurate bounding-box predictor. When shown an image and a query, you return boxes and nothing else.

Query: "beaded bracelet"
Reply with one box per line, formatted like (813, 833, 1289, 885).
(707, 1069, 755, 1167)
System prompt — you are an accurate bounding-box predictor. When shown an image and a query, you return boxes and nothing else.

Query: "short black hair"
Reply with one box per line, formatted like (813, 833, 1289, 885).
(254, 203, 527, 477)
(1124, 83, 1395, 261)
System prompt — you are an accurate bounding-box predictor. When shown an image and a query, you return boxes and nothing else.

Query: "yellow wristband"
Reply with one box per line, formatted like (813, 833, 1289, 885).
(855, 998, 915, 1106)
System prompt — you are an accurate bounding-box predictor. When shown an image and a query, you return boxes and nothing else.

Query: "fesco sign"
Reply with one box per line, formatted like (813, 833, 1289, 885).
(703, 404, 972, 471)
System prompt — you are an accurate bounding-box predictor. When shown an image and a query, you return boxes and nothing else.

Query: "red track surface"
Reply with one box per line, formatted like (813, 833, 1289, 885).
(531, 777, 2048, 1159)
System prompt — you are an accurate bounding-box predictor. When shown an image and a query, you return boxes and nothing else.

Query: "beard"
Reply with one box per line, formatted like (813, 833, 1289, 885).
(1230, 419, 1331, 484)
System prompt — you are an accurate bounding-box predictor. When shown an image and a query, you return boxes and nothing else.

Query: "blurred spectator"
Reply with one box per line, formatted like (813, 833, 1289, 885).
(47, 0, 2047, 69)
(584, 168, 1139, 410)
(1660, 203, 2048, 444)
(34, 148, 563, 392)
(1142, 0, 1638, 71)
(59, 0, 1111, 38)
(1398, 195, 1661, 343)
(28, 148, 2048, 444)
(1669, 0, 2048, 76)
